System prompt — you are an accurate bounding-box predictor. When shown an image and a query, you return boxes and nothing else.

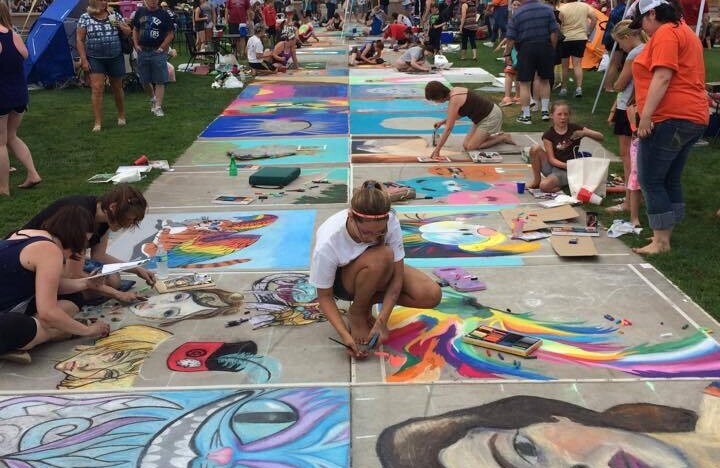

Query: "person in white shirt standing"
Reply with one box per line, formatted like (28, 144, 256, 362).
(246, 25, 286, 73)
(558, 0, 597, 98)
(309, 181, 441, 358)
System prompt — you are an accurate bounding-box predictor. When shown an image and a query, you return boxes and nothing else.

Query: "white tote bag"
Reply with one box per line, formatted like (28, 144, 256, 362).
(567, 149, 610, 198)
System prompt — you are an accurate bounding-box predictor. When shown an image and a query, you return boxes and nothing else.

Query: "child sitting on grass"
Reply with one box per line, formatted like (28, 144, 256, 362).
(527, 101, 604, 193)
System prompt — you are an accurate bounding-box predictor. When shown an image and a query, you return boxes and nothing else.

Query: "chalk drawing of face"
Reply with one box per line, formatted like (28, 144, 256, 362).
(131, 289, 244, 325)
(419, 220, 506, 252)
(439, 419, 689, 468)
(54, 325, 171, 390)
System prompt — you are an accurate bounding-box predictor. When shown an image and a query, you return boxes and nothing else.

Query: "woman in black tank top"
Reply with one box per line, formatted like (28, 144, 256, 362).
(0, 206, 110, 356)
(424, 81, 516, 160)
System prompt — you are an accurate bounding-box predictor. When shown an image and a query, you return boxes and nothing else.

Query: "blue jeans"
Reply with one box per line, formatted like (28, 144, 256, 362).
(637, 119, 706, 230)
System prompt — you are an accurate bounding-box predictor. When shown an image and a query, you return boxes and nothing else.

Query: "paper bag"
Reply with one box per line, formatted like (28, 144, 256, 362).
(567, 156, 609, 198)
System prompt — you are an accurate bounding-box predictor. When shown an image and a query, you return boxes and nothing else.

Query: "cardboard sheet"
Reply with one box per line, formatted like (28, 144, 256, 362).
(550, 236, 598, 257)
(501, 205, 580, 232)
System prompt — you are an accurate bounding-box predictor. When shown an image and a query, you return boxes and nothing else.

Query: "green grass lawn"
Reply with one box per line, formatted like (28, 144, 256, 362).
(2, 45, 719, 318)
(0, 56, 238, 234)
(445, 45, 720, 318)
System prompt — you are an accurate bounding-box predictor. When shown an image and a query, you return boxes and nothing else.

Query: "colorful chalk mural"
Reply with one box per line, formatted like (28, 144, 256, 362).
(350, 112, 471, 135)
(244, 272, 340, 327)
(186, 137, 350, 166)
(131, 289, 245, 326)
(399, 210, 540, 267)
(383, 289, 720, 382)
(222, 98, 349, 116)
(0, 387, 350, 467)
(350, 84, 426, 99)
(378, 390, 720, 468)
(167, 341, 279, 382)
(111, 210, 316, 271)
(350, 98, 443, 113)
(201, 113, 349, 138)
(241, 84, 349, 99)
(55, 325, 172, 390)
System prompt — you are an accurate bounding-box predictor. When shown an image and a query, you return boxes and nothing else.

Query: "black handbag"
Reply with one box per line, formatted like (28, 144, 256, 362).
(114, 13, 133, 54)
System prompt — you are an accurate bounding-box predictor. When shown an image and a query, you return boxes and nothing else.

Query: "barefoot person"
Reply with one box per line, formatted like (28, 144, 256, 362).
(18, 185, 154, 303)
(527, 101, 604, 193)
(349, 39, 384, 66)
(629, 0, 708, 254)
(0, 1, 42, 195)
(310, 180, 441, 358)
(0, 206, 110, 358)
(424, 81, 515, 160)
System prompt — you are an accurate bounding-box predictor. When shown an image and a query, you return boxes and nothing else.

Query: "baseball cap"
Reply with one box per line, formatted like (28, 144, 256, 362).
(629, 0, 670, 29)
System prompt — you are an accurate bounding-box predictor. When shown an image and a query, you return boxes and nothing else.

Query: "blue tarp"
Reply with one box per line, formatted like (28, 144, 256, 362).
(24, 0, 86, 85)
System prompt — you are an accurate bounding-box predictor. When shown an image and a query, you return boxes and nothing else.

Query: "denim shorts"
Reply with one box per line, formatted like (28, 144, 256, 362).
(541, 161, 568, 187)
(88, 55, 126, 78)
(137, 50, 169, 85)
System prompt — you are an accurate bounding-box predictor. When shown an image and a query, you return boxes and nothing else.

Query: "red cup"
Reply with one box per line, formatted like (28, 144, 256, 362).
(134, 155, 149, 165)
(577, 187, 603, 205)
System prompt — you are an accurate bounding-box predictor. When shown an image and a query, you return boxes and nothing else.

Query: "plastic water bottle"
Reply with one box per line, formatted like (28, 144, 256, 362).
(156, 244, 169, 279)
(228, 157, 237, 177)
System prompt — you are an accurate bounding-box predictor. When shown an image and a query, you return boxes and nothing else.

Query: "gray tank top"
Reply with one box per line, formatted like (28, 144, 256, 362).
(463, 1, 478, 31)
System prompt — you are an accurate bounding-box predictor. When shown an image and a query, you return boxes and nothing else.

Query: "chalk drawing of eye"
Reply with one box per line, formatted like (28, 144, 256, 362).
(231, 399, 298, 444)
(513, 431, 539, 464)
(161, 307, 181, 318)
(170, 292, 191, 303)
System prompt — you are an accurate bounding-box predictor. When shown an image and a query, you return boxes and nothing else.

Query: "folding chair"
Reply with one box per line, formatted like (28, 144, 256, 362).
(185, 31, 217, 70)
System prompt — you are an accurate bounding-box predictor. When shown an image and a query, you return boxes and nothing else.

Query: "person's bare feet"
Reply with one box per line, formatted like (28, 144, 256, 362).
(18, 177, 42, 189)
(632, 240, 670, 255)
(349, 308, 372, 346)
(630, 218, 641, 228)
(502, 133, 517, 145)
(527, 181, 540, 189)
(606, 203, 628, 213)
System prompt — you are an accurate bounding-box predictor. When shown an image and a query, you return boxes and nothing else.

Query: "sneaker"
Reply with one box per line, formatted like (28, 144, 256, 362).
(521, 146, 531, 163)
(483, 41, 494, 47)
(153, 107, 164, 117)
(558, 88, 568, 97)
(516, 115, 532, 125)
(150, 96, 157, 112)
(529, 100, 538, 112)
(541, 111, 550, 121)
(575, 87, 583, 98)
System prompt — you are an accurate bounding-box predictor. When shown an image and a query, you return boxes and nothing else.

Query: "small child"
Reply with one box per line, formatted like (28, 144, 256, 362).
(527, 101, 604, 193)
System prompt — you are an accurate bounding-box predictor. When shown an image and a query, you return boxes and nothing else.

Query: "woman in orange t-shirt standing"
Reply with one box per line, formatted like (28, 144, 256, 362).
(629, 0, 708, 255)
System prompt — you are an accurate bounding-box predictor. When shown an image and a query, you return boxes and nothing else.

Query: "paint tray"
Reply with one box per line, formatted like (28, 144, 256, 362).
(468, 151, 503, 163)
(154, 274, 215, 293)
(462, 325, 542, 357)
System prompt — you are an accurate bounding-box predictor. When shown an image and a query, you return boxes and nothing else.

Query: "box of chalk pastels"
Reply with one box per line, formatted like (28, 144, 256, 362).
(462, 325, 542, 357)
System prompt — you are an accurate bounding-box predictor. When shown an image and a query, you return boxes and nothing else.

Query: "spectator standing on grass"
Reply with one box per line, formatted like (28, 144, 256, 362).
(77, 0, 132, 132)
(557, 0, 596, 98)
(0, 1, 42, 196)
(262, 0, 277, 41)
(459, 0, 479, 60)
(325, 0, 338, 24)
(132, 0, 174, 117)
(629, 0, 707, 254)
(504, 0, 559, 124)
(226, 0, 251, 59)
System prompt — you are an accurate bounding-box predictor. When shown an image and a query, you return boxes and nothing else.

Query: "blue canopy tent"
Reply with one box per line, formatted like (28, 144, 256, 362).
(24, 0, 87, 85)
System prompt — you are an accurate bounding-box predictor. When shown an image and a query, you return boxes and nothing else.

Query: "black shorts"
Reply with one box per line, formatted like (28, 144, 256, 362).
(516, 41, 555, 82)
(249, 61, 273, 71)
(0, 313, 37, 353)
(194, 21, 207, 32)
(613, 108, 632, 137)
(25, 293, 85, 316)
(561, 39, 587, 59)
(333, 268, 354, 301)
(0, 105, 27, 116)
